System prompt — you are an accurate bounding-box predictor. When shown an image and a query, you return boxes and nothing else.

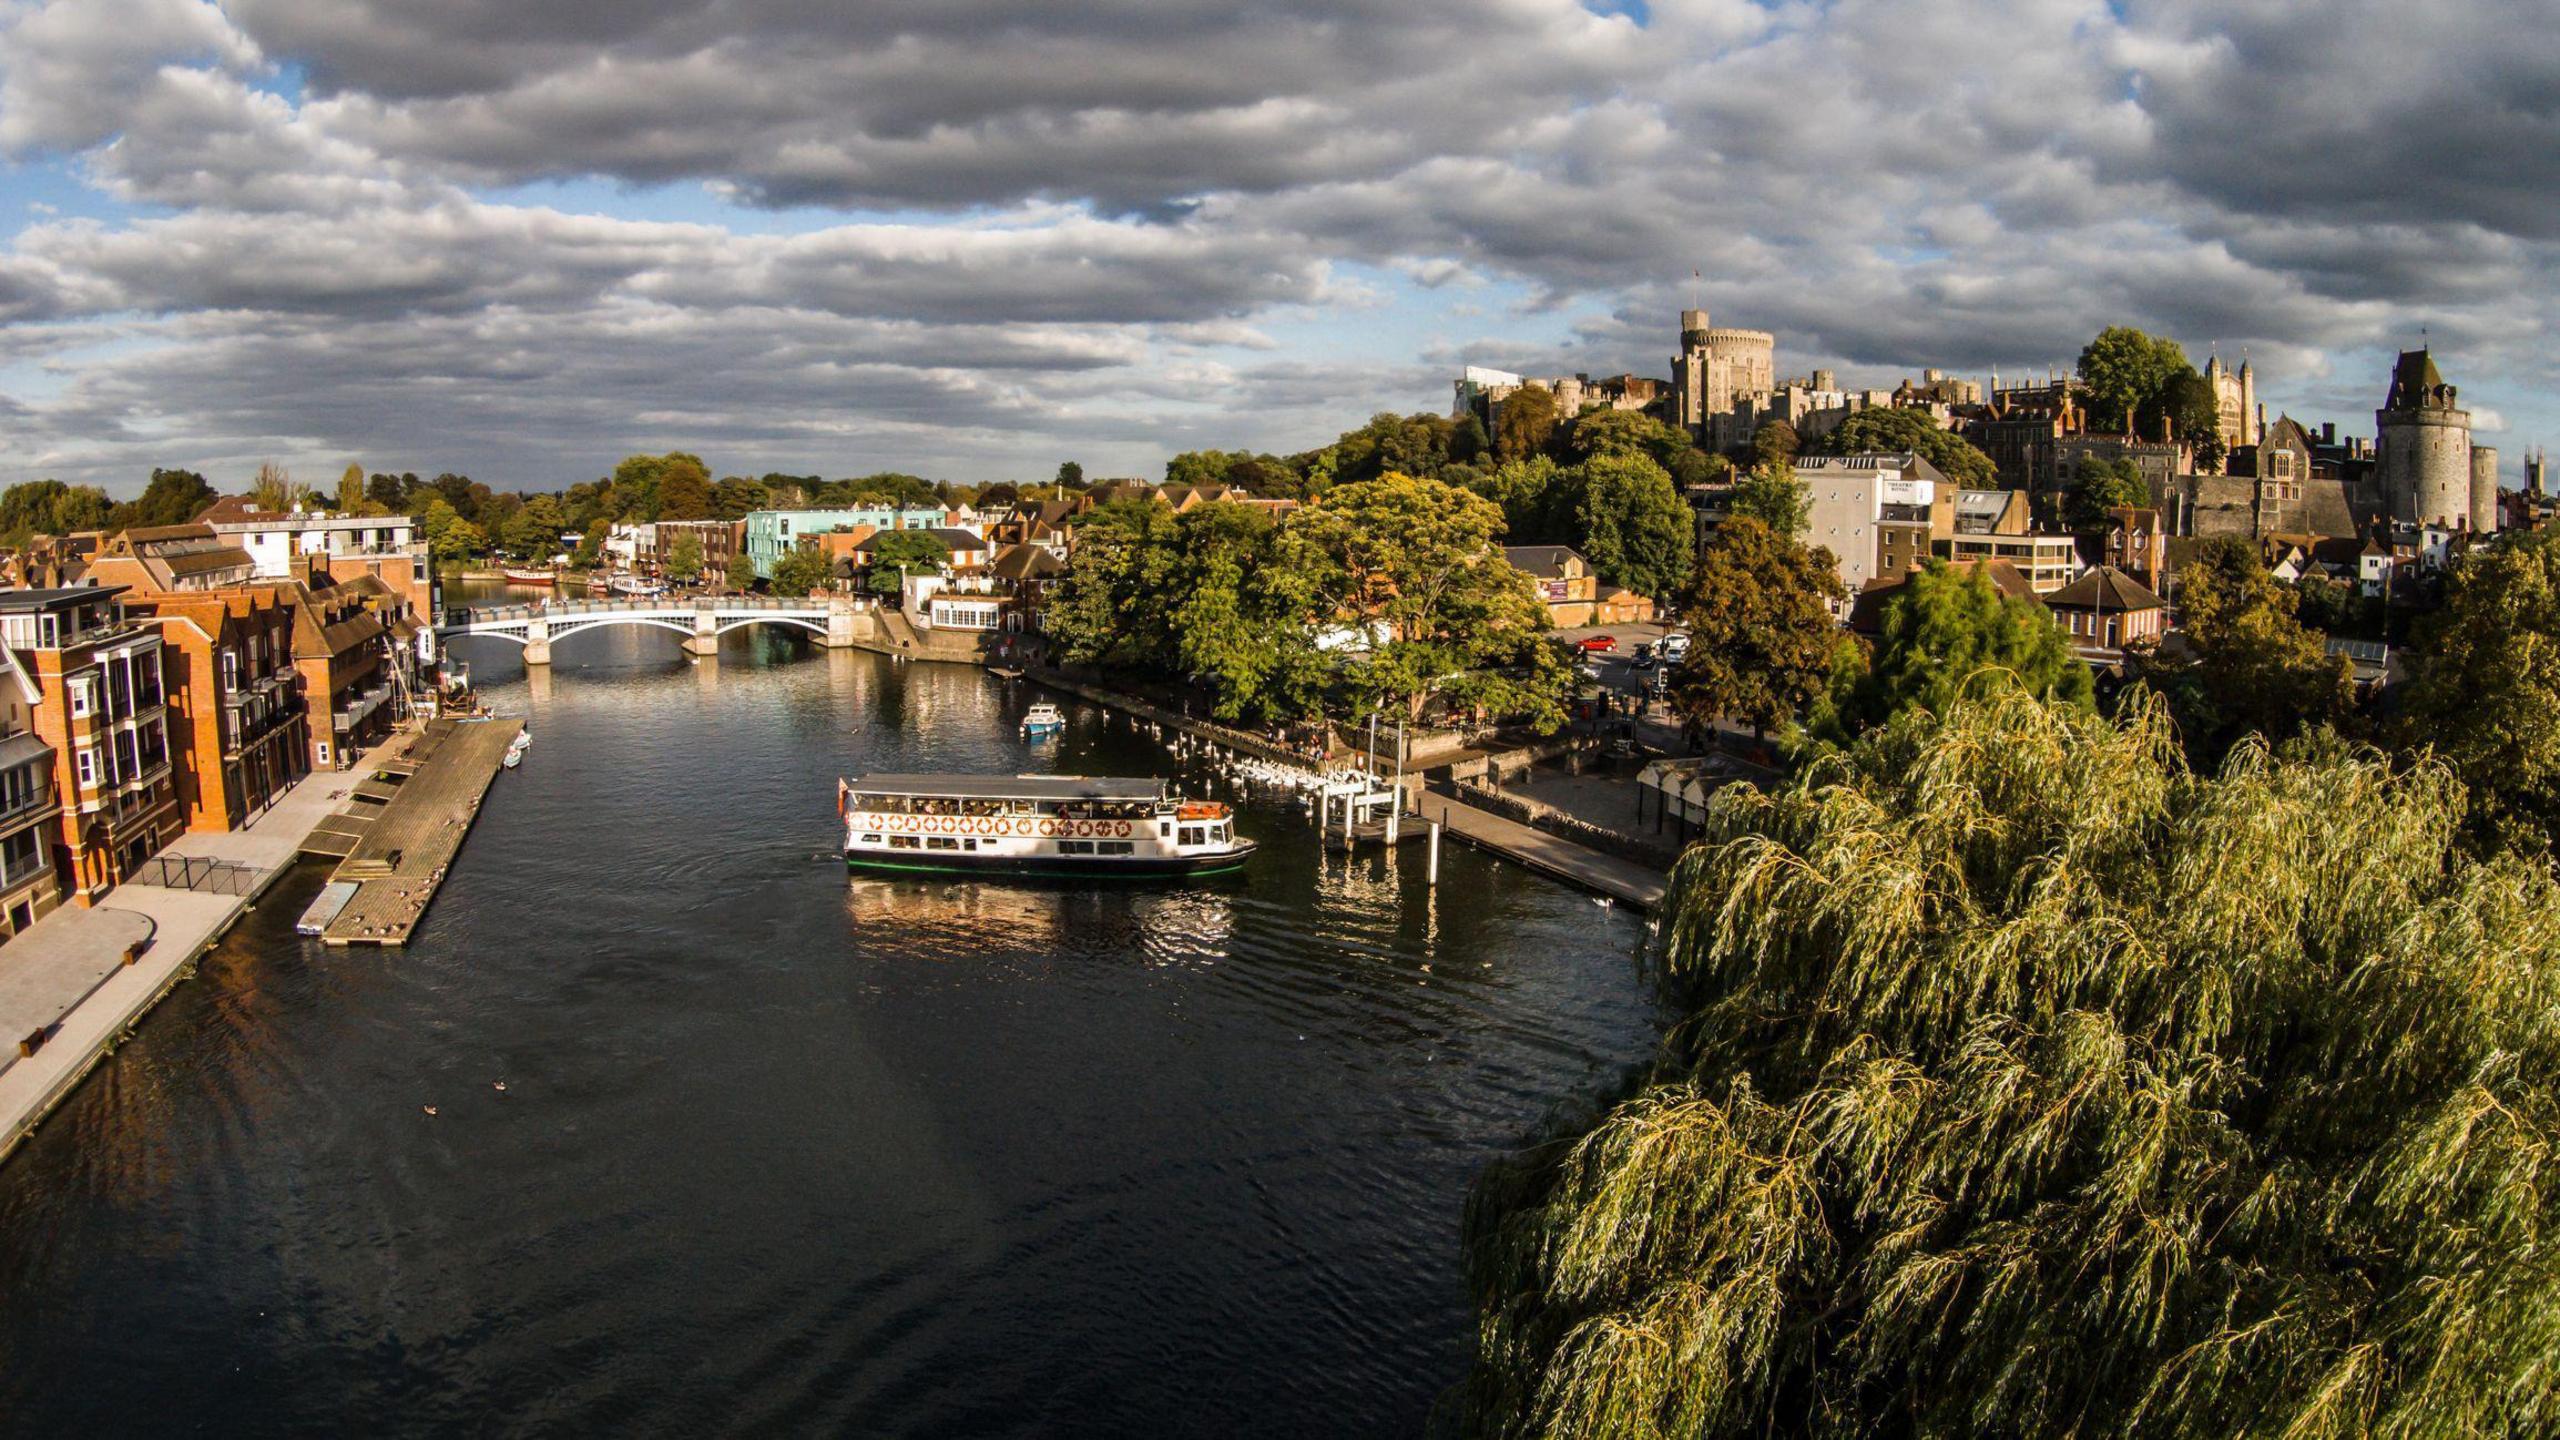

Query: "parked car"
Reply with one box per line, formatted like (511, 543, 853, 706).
(1660, 632, 1691, 662)
(1632, 643, 1657, 671)
(1577, 634, 1618, 653)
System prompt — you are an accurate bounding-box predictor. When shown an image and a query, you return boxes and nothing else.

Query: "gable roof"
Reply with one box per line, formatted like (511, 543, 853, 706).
(2047, 564, 2164, 612)
(990, 543, 1065, 581)
(1503, 544, 1587, 579)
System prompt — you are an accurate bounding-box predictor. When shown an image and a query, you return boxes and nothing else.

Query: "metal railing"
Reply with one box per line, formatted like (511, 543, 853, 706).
(133, 854, 265, 895)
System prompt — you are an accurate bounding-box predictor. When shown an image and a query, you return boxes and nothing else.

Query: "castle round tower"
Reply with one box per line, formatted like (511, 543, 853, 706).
(2471, 445, 2501, 534)
(2375, 349, 2473, 528)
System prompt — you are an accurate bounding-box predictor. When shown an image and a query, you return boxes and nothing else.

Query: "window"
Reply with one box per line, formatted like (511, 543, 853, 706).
(860, 834, 882, 845)
(1057, 840, 1095, 855)
(75, 748, 95, 786)
(0, 828, 35, 885)
(926, 836, 958, 851)
(1180, 827, 1203, 847)
(1098, 841, 1135, 856)
(889, 834, 920, 849)
(68, 679, 92, 719)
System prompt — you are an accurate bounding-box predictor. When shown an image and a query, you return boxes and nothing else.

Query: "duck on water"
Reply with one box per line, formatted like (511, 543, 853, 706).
(838, 774, 1256, 879)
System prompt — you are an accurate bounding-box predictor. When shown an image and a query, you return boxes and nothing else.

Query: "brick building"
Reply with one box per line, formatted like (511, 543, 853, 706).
(0, 588, 179, 904)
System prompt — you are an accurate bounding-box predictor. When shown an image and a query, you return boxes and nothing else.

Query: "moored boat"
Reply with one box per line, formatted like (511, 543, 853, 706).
(608, 574, 667, 598)
(839, 774, 1255, 878)
(501, 566, 557, 585)
(1020, 703, 1065, 737)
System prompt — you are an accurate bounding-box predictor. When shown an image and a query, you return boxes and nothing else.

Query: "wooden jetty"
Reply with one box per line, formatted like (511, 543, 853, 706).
(320, 717, 522, 946)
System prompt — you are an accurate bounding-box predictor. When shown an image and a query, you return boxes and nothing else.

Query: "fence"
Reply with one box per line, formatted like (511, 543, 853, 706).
(133, 854, 266, 896)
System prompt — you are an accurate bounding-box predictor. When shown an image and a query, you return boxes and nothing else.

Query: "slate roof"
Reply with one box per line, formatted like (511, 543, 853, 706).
(2046, 564, 2165, 612)
(1503, 544, 1587, 579)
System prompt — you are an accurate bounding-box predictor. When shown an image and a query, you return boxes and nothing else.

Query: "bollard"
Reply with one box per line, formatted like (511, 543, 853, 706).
(1428, 821, 1442, 884)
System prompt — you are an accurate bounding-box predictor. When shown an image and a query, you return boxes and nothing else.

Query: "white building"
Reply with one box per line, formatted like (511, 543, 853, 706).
(195, 497, 420, 581)
(1797, 453, 1945, 600)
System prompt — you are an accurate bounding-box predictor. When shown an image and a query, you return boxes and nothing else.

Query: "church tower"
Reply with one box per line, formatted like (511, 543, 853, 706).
(2375, 349, 2476, 529)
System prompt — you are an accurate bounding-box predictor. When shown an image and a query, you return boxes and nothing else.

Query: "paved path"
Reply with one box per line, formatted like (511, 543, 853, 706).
(1416, 792, 1669, 911)
(0, 739, 403, 1163)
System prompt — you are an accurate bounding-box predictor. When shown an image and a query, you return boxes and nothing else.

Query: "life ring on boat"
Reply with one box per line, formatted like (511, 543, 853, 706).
(1038, 819, 1059, 837)
(1115, 821, 1131, 838)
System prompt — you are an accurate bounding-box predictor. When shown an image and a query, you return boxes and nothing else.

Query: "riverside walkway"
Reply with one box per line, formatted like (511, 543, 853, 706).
(1417, 791, 1668, 911)
(323, 718, 521, 945)
(0, 742, 403, 1162)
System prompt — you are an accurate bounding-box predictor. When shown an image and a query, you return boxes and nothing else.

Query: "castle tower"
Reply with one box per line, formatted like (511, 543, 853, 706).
(2375, 349, 2473, 528)
(2238, 358, 2259, 447)
(2471, 445, 2501, 534)
(2530, 447, 2549, 497)
(1670, 308, 1776, 434)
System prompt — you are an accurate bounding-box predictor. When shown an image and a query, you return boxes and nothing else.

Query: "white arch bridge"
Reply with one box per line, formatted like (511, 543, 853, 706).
(440, 596, 876, 666)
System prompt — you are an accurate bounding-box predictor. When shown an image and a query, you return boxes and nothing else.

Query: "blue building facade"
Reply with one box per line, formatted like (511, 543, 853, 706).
(742, 507, 947, 579)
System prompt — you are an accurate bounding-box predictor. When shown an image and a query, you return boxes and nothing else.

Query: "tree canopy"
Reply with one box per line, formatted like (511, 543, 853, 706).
(2078, 326, 2190, 436)
(863, 528, 949, 596)
(1669, 515, 1844, 742)
(1495, 386, 1561, 464)
(1814, 406, 1999, 488)
(0, 479, 114, 546)
(2140, 536, 2353, 767)
(1457, 682, 2560, 1439)
(1727, 459, 1809, 536)
(2068, 455, 2153, 532)
(1576, 452, 1693, 600)
(1818, 560, 2092, 741)
(2394, 525, 2560, 858)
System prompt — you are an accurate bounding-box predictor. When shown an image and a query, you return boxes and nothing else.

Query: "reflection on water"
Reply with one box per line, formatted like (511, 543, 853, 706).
(0, 588, 1663, 1438)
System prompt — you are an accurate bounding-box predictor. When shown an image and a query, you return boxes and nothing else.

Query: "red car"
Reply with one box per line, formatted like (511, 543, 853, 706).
(1576, 634, 1618, 653)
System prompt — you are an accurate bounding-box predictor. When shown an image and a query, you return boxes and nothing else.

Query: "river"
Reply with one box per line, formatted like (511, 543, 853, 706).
(0, 590, 1663, 1438)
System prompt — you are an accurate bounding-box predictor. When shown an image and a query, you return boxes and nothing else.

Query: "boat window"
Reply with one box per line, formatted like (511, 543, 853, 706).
(927, 836, 958, 850)
(962, 838, 978, 851)
(1058, 840, 1094, 855)
(860, 834, 881, 845)
(1159, 822, 1172, 837)
(889, 834, 920, 849)
(1180, 827, 1203, 847)
(1097, 841, 1135, 856)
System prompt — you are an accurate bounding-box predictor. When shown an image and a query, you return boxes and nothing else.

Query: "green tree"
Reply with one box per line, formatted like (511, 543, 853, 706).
(2142, 536, 2354, 766)
(248, 461, 299, 513)
(366, 471, 411, 513)
(1495, 385, 1560, 463)
(1669, 515, 1845, 743)
(1465, 456, 1573, 544)
(1161, 503, 1326, 724)
(1576, 451, 1693, 599)
(504, 494, 567, 558)
(0, 479, 114, 545)
(1045, 499, 1182, 669)
(769, 546, 831, 597)
(711, 476, 771, 520)
(122, 468, 215, 528)
(1750, 419, 1797, 469)
(571, 518, 608, 569)
(1566, 410, 1688, 466)
(723, 548, 757, 593)
(1452, 411, 1492, 464)
(1055, 461, 1084, 490)
(2157, 366, 2225, 469)
(664, 531, 704, 583)
(2077, 325, 2189, 435)
(1819, 560, 2092, 740)
(1287, 472, 1567, 729)
(1727, 459, 1808, 535)
(420, 497, 484, 563)
(2394, 525, 2560, 857)
(336, 463, 367, 515)
(1814, 405, 2000, 488)
(1455, 682, 2560, 1439)
(654, 456, 716, 520)
(2068, 454, 2152, 532)
(864, 528, 949, 597)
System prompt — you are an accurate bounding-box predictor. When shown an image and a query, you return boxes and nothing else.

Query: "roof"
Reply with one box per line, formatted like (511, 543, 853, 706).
(0, 585, 123, 612)
(2047, 565, 2165, 612)
(193, 495, 291, 525)
(844, 774, 1168, 803)
(990, 543, 1065, 581)
(1503, 544, 1587, 578)
(0, 729, 50, 773)
(2385, 349, 2451, 410)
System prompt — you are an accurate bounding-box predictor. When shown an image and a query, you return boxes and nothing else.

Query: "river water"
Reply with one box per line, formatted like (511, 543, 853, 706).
(0, 592, 1661, 1438)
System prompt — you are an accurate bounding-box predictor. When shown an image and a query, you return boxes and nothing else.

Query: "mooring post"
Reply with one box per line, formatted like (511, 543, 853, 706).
(1428, 821, 1442, 884)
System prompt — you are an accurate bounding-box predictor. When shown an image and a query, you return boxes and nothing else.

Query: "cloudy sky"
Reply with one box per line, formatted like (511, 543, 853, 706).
(0, 0, 2553, 496)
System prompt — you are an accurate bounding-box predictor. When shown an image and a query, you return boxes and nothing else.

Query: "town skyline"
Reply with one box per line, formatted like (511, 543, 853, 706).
(2, 0, 2554, 493)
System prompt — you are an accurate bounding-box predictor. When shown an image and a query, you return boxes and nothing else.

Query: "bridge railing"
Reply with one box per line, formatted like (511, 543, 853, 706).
(451, 594, 862, 626)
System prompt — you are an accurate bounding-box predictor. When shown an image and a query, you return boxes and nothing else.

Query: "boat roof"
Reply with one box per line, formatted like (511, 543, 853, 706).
(846, 773, 1167, 802)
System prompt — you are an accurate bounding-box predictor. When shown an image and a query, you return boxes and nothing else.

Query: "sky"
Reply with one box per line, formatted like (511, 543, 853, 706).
(0, 0, 2553, 498)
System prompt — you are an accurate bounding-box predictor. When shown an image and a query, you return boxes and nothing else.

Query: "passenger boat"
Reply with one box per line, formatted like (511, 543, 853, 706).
(839, 774, 1256, 878)
(608, 574, 667, 598)
(1020, 703, 1065, 737)
(501, 566, 557, 585)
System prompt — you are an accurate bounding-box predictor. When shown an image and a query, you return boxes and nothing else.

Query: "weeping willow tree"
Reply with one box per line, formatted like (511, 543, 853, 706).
(1452, 681, 2560, 1438)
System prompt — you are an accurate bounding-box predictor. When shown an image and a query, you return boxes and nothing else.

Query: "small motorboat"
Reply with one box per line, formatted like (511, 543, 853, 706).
(501, 566, 557, 586)
(1020, 703, 1066, 738)
(503, 729, 530, 769)
(608, 574, 668, 598)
